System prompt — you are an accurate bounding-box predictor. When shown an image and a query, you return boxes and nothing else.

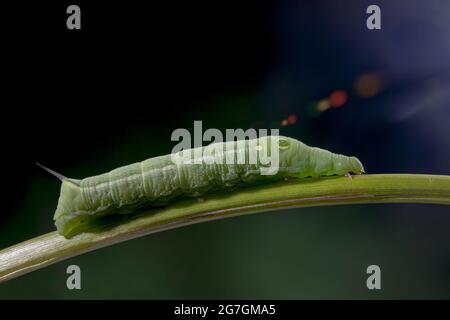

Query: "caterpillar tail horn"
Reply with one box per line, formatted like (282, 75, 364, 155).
(36, 162, 67, 181)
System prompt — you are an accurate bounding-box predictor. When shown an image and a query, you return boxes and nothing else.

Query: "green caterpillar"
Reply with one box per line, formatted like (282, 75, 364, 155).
(40, 136, 364, 238)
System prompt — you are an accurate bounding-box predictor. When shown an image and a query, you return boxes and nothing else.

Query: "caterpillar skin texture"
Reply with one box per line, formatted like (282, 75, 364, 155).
(54, 136, 364, 237)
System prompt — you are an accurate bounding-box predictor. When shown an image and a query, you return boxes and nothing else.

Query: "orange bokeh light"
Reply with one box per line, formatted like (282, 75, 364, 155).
(316, 99, 330, 112)
(354, 73, 382, 98)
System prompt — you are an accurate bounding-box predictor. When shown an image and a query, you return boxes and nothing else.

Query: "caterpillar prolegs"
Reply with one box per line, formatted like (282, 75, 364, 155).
(41, 136, 364, 238)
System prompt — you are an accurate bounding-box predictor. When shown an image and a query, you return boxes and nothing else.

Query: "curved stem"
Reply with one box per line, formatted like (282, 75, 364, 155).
(1, 174, 450, 283)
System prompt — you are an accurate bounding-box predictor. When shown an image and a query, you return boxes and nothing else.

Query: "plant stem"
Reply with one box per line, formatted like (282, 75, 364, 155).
(1, 174, 450, 283)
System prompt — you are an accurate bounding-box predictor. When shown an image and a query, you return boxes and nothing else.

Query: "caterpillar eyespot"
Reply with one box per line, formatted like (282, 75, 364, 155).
(278, 139, 290, 150)
(40, 136, 364, 238)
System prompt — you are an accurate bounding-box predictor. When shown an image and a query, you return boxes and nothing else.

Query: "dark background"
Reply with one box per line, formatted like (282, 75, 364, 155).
(1, 0, 450, 298)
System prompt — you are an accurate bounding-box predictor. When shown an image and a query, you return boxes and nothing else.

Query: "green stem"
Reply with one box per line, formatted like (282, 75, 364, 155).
(1, 174, 450, 283)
